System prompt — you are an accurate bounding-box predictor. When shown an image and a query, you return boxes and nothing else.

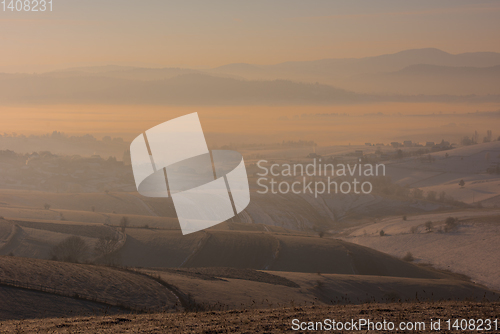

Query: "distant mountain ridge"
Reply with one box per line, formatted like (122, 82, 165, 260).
(343, 64, 500, 95)
(0, 72, 370, 105)
(1, 48, 499, 104)
(209, 48, 500, 94)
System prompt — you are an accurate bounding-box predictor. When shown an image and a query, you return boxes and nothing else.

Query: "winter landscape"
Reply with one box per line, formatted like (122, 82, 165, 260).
(1, 1, 500, 332)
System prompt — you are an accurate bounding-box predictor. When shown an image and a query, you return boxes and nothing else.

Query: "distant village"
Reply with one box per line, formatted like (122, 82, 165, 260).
(303, 139, 454, 165)
(0, 130, 497, 193)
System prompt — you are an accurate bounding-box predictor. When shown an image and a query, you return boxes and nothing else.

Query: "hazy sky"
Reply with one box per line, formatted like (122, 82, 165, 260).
(1, 0, 499, 72)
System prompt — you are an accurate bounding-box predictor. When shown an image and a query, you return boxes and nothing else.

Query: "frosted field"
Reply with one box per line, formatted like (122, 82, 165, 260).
(387, 141, 500, 205)
(344, 210, 500, 290)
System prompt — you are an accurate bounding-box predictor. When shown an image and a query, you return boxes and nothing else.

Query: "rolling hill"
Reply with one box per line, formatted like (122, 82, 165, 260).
(0, 213, 460, 280)
(0, 286, 125, 321)
(0, 256, 179, 312)
(386, 140, 500, 205)
(141, 267, 498, 311)
(0, 195, 498, 322)
(342, 209, 500, 291)
(0, 254, 496, 322)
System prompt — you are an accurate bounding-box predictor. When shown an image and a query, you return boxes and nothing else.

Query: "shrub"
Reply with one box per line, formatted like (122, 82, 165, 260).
(91, 206, 96, 212)
(425, 221, 433, 232)
(402, 215, 407, 221)
(402, 252, 414, 262)
(44, 203, 51, 210)
(51, 236, 89, 263)
(445, 216, 456, 224)
(410, 226, 418, 234)
(444, 217, 458, 232)
(379, 230, 385, 236)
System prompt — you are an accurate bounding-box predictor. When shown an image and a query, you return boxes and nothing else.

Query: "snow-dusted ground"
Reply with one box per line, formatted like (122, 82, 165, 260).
(245, 141, 500, 231)
(387, 141, 500, 205)
(343, 210, 500, 291)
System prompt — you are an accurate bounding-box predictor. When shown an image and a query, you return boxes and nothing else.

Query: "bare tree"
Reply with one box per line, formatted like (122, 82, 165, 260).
(426, 191, 437, 201)
(120, 216, 129, 232)
(95, 236, 120, 265)
(411, 188, 424, 199)
(444, 217, 458, 232)
(51, 236, 89, 263)
(403, 252, 414, 262)
(484, 130, 492, 143)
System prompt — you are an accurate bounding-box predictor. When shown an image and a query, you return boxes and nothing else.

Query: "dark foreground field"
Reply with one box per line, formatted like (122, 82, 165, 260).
(1, 301, 498, 333)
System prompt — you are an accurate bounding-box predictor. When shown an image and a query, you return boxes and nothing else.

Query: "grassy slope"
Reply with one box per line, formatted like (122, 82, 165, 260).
(0, 206, 179, 229)
(0, 256, 178, 311)
(343, 211, 500, 290)
(0, 219, 13, 241)
(119, 229, 207, 268)
(127, 229, 449, 279)
(2, 301, 499, 333)
(140, 268, 498, 311)
(0, 190, 154, 215)
(0, 226, 99, 259)
(0, 286, 125, 321)
(0, 215, 471, 280)
(0, 219, 15, 250)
